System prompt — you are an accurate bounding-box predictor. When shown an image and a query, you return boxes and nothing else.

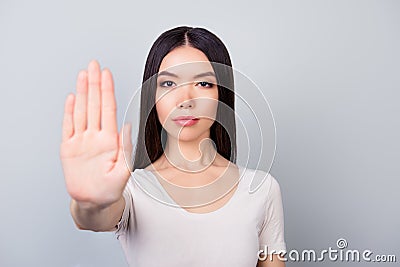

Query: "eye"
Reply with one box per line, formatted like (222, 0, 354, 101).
(159, 80, 176, 88)
(195, 81, 214, 88)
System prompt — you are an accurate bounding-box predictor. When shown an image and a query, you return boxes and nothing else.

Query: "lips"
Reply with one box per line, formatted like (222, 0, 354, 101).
(173, 116, 199, 121)
(172, 116, 200, 126)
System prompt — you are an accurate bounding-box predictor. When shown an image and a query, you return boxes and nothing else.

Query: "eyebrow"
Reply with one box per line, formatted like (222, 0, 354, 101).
(157, 71, 216, 79)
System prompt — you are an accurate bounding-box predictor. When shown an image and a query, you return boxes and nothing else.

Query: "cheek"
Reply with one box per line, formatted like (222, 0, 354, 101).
(155, 99, 174, 126)
(197, 96, 219, 121)
(155, 89, 174, 124)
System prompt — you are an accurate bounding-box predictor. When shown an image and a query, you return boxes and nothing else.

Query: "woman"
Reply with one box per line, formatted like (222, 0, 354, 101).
(60, 26, 286, 267)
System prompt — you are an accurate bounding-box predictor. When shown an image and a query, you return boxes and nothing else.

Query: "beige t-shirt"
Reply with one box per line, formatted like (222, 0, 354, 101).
(114, 165, 287, 267)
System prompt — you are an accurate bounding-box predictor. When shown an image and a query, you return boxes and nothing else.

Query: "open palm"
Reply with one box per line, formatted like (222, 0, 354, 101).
(60, 60, 132, 209)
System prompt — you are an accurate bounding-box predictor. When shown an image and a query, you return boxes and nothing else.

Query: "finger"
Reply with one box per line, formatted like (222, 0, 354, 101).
(87, 60, 101, 130)
(100, 68, 118, 133)
(73, 70, 88, 133)
(62, 93, 75, 142)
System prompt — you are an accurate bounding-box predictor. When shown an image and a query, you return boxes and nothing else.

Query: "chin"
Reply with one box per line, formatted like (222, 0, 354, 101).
(174, 131, 205, 142)
(163, 127, 209, 142)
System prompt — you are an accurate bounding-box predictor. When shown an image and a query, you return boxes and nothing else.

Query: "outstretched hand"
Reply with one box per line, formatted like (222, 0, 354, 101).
(60, 60, 132, 209)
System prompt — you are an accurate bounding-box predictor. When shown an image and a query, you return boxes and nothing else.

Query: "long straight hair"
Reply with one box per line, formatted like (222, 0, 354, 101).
(133, 26, 236, 170)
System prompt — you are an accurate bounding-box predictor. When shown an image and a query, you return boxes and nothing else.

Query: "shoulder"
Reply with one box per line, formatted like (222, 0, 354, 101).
(123, 169, 146, 194)
(239, 167, 275, 193)
(240, 167, 283, 202)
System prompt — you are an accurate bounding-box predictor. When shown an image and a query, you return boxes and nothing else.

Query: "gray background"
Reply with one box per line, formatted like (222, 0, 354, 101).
(0, 0, 398, 266)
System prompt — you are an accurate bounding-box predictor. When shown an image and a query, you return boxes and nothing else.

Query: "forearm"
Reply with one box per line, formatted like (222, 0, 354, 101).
(70, 196, 125, 232)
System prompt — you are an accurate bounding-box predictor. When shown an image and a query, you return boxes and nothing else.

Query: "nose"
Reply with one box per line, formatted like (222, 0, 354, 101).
(176, 83, 195, 109)
(178, 99, 194, 109)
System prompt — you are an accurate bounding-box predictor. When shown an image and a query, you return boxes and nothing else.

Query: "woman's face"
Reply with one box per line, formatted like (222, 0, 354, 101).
(155, 46, 219, 142)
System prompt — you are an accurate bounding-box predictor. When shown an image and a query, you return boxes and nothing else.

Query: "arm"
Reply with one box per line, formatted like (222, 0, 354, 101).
(60, 60, 133, 232)
(257, 175, 287, 267)
(70, 196, 125, 232)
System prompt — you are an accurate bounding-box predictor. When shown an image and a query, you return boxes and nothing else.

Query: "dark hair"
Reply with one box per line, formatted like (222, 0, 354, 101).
(132, 26, 236, 170)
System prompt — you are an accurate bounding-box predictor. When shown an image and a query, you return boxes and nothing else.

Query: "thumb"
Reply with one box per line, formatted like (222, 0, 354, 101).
(115, 123, 133, 177)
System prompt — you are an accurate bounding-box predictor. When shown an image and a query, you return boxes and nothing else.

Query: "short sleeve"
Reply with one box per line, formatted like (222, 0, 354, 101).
(114, 179, 134, 239)
(258, 175, 287, 255)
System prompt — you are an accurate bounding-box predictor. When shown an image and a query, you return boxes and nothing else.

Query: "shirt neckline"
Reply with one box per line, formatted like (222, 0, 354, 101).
(138, 164, 246, 217)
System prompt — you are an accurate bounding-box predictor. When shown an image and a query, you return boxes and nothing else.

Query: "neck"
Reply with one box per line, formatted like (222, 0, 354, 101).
(163, 130, 217, 172)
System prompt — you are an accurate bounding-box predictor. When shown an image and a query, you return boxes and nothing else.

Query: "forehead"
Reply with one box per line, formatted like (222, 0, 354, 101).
(159, 46, 213, 73)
